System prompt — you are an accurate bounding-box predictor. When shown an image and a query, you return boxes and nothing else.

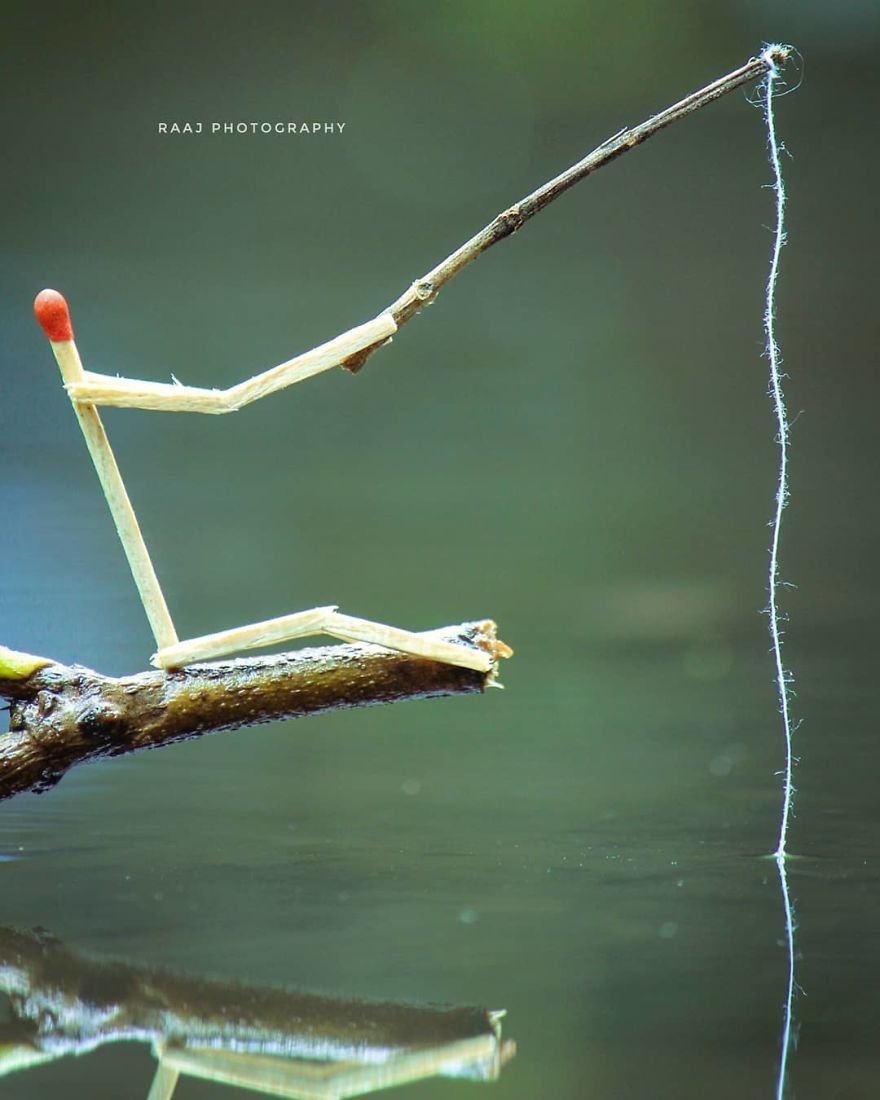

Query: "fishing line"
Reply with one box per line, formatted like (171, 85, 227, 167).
(759, 43, 797, 1100)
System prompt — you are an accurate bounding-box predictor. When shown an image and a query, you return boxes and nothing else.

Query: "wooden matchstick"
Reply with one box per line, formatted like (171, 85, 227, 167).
(319, 610, 495, 672)
(153, 607, 496, 672)
(65, 312, 398, 413)
(153, 607, 336, 668)
(33, 290, 179, 651)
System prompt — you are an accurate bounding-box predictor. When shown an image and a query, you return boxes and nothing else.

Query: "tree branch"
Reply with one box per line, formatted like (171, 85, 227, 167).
(0, 622, 509, 802)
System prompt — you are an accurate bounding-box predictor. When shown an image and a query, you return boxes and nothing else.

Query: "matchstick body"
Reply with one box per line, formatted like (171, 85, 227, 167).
(34, 291, 179, 651)
(34, 292, 487, 673)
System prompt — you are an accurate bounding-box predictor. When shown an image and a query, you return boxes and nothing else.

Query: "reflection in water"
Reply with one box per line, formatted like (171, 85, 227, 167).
(0, 926, 515, 1098)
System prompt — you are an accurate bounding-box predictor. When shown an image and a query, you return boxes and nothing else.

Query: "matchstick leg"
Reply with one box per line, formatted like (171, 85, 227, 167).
(153, 607, 493, 673)
(320, 610, 493, 672)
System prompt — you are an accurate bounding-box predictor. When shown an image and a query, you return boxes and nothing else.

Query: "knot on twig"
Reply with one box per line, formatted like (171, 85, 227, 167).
(495, 206, 525, 239)
(75, 701, 126, 744)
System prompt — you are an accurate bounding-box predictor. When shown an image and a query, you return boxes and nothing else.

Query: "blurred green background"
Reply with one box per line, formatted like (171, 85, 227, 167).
(1, 2, 878, 1097)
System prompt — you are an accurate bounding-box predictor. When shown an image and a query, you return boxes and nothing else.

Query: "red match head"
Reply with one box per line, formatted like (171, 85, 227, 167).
(34, 289, 74, 342)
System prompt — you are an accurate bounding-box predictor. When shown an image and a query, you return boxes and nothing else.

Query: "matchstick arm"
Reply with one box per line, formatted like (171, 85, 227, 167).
(62, 312, 398, 413)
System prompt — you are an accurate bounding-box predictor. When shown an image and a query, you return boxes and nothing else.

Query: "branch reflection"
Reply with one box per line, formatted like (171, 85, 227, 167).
(0, 926, 515, 1098)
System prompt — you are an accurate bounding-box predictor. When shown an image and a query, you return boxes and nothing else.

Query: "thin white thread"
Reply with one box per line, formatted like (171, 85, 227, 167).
(760, 44, 796, 1100)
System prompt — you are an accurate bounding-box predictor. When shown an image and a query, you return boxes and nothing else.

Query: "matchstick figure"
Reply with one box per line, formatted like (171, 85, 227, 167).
(33, 52, 786, 679)
(34, 290, 492, 673)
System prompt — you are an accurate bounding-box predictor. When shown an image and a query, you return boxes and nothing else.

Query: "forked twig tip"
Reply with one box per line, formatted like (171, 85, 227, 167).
(761, 43, 794, 74)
